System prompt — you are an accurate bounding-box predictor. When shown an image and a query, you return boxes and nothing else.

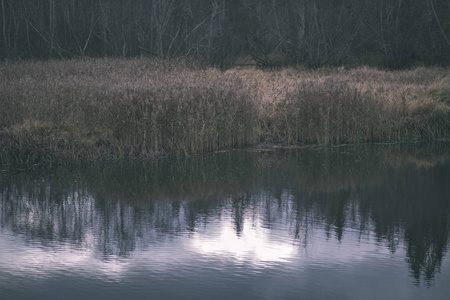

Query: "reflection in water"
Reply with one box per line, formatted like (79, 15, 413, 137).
(1, 142, 450, 298)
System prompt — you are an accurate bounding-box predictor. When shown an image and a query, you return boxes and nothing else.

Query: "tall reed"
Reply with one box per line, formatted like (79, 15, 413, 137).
(268, 78, 381, 144)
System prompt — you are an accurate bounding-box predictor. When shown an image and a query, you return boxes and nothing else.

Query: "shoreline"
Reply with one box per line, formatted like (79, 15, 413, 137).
(2, 137, 450, 170)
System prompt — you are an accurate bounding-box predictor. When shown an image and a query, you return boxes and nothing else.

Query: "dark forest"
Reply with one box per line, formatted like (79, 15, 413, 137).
(2, 0, 450, 67)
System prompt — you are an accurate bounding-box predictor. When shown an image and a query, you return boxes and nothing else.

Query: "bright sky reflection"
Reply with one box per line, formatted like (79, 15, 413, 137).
(191, 219, 295, 263)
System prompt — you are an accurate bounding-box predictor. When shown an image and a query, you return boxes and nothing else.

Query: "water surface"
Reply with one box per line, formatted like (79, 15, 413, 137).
(1, 143, 450, 299)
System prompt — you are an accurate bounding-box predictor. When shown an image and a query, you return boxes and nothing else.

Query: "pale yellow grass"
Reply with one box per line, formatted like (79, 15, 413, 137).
(227, 65, 449, 107)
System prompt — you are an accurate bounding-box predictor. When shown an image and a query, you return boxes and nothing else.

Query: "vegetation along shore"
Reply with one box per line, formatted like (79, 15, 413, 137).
(1, 58, 450, 166)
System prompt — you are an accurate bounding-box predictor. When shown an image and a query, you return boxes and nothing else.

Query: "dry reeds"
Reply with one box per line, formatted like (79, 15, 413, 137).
(256, 66, 450, 144)
(1, 58, 449, 165)
(0, 58, 259, 164)
(267, 78, 380, 144)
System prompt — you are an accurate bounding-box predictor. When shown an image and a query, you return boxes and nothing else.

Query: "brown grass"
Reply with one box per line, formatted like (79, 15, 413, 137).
(1, 58, 449, 165)
(0, 58, 259, 163)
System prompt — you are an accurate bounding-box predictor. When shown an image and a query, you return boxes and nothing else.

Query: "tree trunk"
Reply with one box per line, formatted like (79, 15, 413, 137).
(1, 0, 8, 58)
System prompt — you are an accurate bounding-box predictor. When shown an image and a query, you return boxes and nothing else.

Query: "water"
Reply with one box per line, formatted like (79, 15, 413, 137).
(1, 143, 450, 300)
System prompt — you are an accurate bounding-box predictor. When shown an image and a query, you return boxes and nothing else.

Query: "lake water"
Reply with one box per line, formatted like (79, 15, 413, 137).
(1, 143, 450, 300)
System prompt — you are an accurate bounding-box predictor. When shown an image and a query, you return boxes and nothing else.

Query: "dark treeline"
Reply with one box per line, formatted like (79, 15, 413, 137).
(1, 0, 450, 67)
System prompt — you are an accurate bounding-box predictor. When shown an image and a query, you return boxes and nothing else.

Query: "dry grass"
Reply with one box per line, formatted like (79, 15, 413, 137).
(1, 58, 449, 165)
(233, 65, 450, 144)
(0, 58, 259, 163)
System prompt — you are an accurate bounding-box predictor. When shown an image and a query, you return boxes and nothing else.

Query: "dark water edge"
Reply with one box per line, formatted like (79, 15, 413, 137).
(1, 142, 450, 300)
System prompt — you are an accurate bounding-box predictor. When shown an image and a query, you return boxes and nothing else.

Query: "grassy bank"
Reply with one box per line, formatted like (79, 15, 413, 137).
(1, 58, 450, 165)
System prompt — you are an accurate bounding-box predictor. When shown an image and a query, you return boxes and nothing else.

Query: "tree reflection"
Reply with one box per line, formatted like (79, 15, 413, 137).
(405, 221, 449, 285)
(1, 142, 450, 284)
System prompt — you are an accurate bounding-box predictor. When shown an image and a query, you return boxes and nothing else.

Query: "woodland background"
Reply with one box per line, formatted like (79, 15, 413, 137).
(1, 0, 450, 68)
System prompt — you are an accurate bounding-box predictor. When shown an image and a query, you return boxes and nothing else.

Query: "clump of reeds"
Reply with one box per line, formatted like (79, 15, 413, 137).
(266, 78, 381, 145)
(86, 73, 258, 157)
(0, 58, 259, 163)
(257, 66, 450, 145)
